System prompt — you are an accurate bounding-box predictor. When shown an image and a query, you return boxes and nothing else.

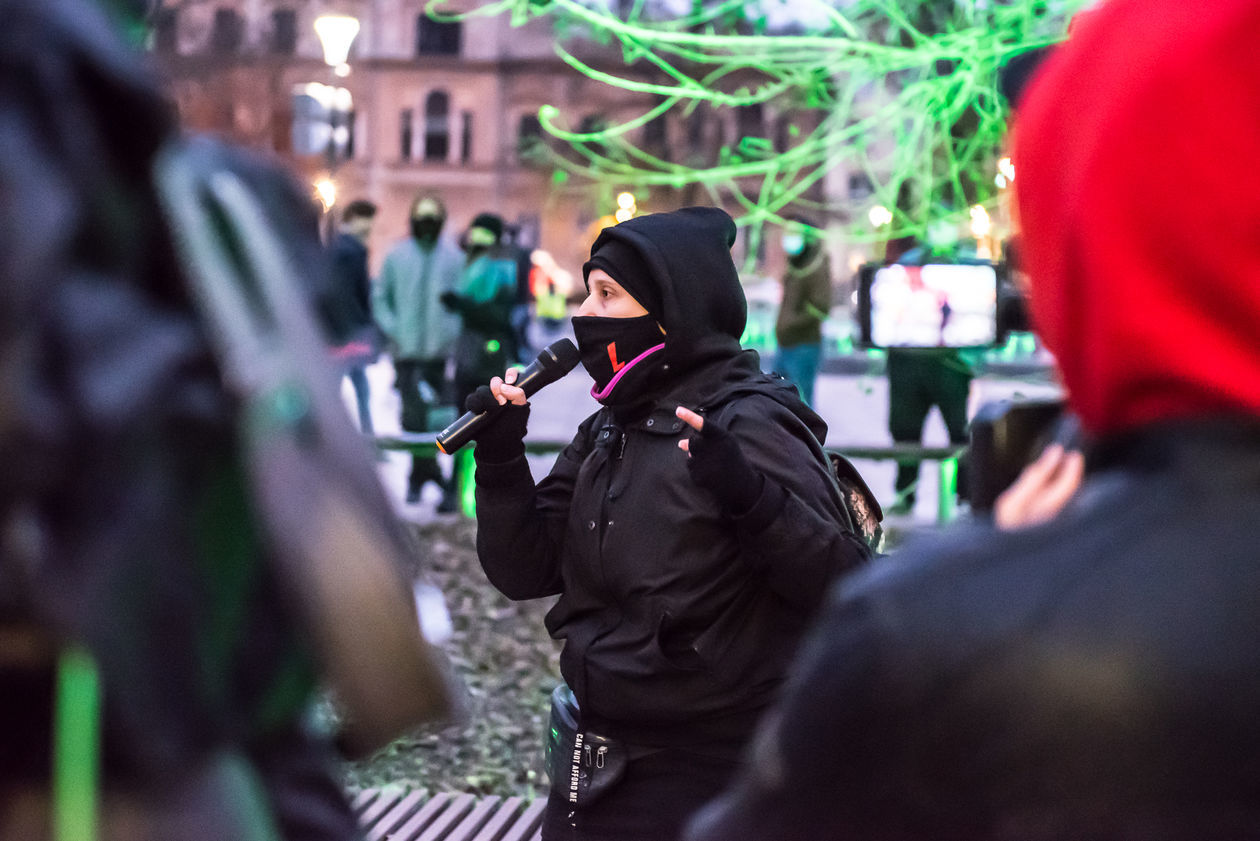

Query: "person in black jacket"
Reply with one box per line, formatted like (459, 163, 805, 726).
(684, 2, 1260, 839)
(322, 198, 379, 435)
(465, 206, 871, 841)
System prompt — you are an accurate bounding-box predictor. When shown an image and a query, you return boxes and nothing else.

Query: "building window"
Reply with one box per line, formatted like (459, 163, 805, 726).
(774, 115, 792, 152)
(848, 173, 874, 200)
(424, 91, 450, 161)
(460, 111, 473, 165)
(645, 113, 668, 152)
(518, 114, 544, 162)
(736, 103, 764, 141)
(400, 109, 414, 160)
(416, 16, 461, 56)
(270, 9, 297, 55)
(153, 8, 179, 53)
(578, 114, 609, 157)
(210, 8, 243, 54)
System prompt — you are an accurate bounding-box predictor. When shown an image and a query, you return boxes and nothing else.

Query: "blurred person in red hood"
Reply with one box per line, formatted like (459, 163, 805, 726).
(683, 1, 1260, 839)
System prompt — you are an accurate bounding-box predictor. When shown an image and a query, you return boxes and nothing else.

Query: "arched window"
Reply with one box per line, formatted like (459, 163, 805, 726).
(424, 91, 450, 161)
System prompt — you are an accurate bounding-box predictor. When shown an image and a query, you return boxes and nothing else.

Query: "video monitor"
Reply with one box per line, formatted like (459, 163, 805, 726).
(857, 262, 1002, 349)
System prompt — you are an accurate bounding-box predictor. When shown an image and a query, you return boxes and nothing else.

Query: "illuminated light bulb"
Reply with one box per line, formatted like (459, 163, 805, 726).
(969, 205, 992, 238)
(314, 178, 337, 212)
(868, 205, 893, 227)
(314, 15, 360, 68)
(617, 192, 636, 210)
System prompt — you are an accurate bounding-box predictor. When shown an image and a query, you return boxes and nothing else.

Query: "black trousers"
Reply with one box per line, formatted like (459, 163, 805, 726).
(887, 351, 972, 505)
(394, 357, 450, 493)
(542, 747, 740, 841)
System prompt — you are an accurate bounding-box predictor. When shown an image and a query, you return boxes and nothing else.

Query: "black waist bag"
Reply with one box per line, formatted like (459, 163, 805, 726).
(545, 684, 628, 809)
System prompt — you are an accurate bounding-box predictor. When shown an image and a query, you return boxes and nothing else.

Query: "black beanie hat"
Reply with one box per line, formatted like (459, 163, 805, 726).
(583, 237, 663, 320)
(470, 212, 504, 242)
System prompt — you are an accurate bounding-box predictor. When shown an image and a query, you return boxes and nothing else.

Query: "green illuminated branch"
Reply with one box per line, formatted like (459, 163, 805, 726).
(431, 0, 1086, 244)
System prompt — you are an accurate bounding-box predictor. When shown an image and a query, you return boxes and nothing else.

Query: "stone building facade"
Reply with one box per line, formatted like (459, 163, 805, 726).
(153, 0, 826, 285)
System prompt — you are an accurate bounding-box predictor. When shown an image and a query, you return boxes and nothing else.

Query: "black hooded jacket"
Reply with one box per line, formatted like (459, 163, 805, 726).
(474, 208, 871, 745)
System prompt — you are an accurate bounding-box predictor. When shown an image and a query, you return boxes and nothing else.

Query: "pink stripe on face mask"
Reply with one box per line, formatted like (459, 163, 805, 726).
(590, 343, 665, 401)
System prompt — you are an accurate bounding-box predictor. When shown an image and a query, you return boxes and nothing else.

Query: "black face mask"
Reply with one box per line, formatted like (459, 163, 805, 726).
(410, 216, 442, 244)
(572, 315, 667, 405)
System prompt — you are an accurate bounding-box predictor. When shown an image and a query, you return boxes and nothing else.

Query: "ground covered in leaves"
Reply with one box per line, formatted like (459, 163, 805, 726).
(341, 518, 563, 800)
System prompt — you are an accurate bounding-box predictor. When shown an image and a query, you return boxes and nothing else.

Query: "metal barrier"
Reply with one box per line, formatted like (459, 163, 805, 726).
(374, 434, 966, 525)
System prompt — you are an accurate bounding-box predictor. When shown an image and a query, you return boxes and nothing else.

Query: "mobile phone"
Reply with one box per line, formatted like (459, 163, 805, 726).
(857, 262, 1004, 349)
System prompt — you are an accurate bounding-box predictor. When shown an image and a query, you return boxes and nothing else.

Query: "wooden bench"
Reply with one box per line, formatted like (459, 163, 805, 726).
(352, 788, 545, 841)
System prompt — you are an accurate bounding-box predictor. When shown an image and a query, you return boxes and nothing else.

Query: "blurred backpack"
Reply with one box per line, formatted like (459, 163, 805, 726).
(827, 451, 884, 553)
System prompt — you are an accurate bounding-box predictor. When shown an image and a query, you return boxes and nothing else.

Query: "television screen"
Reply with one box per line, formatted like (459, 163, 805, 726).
(859, 262, 1001, 349)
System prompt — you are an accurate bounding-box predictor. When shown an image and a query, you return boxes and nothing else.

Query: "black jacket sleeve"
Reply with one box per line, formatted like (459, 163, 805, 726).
(472, 413, 597, 600)
(720, 397, 872, 613)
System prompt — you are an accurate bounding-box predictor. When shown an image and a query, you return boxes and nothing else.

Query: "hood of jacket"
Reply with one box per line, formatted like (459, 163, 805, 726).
(587, 207, 747, 372)
(1015, 0, 1260, 437)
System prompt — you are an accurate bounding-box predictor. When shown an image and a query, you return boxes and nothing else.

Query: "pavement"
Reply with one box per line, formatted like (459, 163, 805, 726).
(347, 327, 1062, 533)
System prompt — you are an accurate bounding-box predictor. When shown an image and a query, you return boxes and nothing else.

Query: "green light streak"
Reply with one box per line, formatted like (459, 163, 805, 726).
(431, 0, 1085, 244)
(54, 646, 100, 841)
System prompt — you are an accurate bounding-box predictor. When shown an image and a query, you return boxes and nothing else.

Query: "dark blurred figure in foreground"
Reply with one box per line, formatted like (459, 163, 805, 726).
(323, 199, 379, 436)
(687, 1, 1260, 838)
(0, 1, 454, 838)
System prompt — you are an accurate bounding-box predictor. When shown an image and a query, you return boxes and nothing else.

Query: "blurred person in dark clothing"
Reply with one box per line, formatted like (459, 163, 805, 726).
(774, 217, 831, 407)
(373, 192, 463, 508)
(504, 223, 537, 364)
(323, 198, 379, 436)
(884, 234, 980, 515)
(0, 1, 452, 837)
(686, 2, 1260, 839)
(464, 207, 871, 841)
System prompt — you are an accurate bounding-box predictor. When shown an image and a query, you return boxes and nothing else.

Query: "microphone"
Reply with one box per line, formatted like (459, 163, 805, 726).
(436, 338, 581, 454)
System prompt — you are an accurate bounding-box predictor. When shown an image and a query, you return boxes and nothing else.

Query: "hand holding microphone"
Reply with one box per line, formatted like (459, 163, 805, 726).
(436, 339, 580, 456)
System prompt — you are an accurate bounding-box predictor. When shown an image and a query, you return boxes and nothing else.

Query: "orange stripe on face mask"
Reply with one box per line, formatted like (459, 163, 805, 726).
(607, 343, 627, 373)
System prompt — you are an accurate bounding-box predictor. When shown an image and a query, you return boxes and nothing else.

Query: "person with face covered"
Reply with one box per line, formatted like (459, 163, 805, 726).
(774, 217, 832, 406)
(373, 192, 464, 509)
(464, 207, 872, 840)
(441, 212, 518, 413)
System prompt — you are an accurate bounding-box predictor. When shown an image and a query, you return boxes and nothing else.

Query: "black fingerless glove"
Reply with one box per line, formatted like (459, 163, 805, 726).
(685, 417, 765, 516)
(465, 385, 530, 463)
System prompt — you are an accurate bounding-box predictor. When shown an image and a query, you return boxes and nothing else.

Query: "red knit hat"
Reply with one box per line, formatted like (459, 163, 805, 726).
(1015, 0, 1260, 436)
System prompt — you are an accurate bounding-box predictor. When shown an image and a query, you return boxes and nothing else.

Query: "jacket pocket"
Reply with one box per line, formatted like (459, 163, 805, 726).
(688, 587, 796, 688)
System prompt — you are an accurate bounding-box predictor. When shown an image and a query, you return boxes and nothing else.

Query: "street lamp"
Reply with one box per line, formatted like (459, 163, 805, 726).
(314, 14, 360, 77)
(310, 14, 359, 236)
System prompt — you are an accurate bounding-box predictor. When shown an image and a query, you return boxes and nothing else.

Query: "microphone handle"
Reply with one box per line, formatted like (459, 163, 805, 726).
(434, 361, 551, 455)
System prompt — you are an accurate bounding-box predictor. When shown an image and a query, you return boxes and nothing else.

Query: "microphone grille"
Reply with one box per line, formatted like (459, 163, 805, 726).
(543, 338, 580, 373)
